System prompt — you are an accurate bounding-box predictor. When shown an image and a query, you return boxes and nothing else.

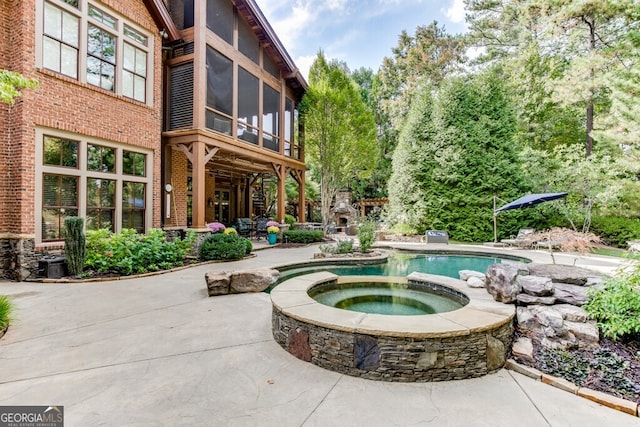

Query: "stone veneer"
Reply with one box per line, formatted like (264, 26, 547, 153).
(0, 235, 64, 281)
(271, 272, 515, 382)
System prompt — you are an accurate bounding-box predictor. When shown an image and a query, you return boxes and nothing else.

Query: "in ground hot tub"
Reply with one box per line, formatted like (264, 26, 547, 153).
(271, 273, 515, 382)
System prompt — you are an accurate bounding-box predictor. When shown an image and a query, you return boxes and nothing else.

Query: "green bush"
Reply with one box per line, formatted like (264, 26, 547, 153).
(0, 295, 13, 330)
(357, 220, 377, 252)
(85, 228, 195, 275)
(590, 216, 640, 248)
(199, 233, 247, 261)
(284, 214, 296, 227)
(583, 270, 640, 339)
(244, 238, 253, 255)
(282, 229, 323, 243)
(319, 239, 354, 254)
(64, 217, 86, 276)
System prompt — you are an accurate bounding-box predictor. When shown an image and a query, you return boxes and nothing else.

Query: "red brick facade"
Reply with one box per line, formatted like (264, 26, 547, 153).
(0, 0, 165, 279)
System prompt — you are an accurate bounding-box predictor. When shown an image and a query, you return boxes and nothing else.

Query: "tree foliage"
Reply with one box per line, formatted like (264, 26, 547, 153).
(387, 67, 526, 241)
(0, 70, 38, 104)
(301, 52, 377, 228)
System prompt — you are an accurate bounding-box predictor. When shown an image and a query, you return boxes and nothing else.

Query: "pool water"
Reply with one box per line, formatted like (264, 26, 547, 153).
(309, 281, 465, 315)
(278, 252, 515, 283)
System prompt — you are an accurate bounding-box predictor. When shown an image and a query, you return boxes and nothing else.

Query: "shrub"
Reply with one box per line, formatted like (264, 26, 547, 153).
(584, 271, 640, 339)
(64, 217, 86, 276)
(199, 233, 247, 260)
(393, 223, 418, 236)
(319, 239, 354, 254)
(282, 229, 323, 243)
(207, 222, 226, 233)
(284, 214, 296, 226)
(590, 216, 640, 248)
(243, 238, 253, 255)
(85, 228, 195, 275)
(357, 220, 377, 252)
(0, 295, 13, 330)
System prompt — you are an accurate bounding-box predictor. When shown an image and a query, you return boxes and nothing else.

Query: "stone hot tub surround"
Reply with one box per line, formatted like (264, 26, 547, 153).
(271, 272, 515, 382)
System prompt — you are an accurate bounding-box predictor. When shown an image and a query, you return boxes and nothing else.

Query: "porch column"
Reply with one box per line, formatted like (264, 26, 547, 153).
(192, 141, 206, 228)
(294, 168, 306, 223)
(272, 163, 288, 223)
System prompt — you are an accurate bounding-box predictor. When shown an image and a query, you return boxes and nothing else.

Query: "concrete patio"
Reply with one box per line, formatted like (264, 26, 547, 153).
(0, 243, 638, 426)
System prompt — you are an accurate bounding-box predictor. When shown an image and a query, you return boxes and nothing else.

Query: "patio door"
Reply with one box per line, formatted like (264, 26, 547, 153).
(214, 190, 230, 224)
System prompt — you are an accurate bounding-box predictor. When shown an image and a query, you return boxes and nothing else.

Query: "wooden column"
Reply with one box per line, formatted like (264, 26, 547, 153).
(292, 168, 305, 223)
(192, 141, 206, 228)
(272, 163, 288, 223)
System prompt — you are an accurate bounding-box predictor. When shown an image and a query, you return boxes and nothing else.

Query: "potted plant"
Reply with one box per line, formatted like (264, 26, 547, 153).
(207, 222, 225, 233)
(267, 225, 280, 245)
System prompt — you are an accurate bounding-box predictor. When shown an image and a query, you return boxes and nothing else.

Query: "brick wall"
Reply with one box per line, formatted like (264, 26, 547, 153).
(0, 0, 165, 279)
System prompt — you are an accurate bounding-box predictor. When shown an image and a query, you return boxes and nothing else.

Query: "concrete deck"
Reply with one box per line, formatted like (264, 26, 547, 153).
(0, 243, 638, 426)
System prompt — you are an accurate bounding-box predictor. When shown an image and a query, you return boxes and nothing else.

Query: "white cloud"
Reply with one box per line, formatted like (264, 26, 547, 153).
(294, 54, 316, 81)
(444, 0, 466, 24)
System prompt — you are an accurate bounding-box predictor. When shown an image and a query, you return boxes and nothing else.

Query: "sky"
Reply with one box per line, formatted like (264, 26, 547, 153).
(253, 0, 469, 80)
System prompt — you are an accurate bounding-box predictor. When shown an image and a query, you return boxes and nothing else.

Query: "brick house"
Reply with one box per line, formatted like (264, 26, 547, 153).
(0, 0, 306, 280)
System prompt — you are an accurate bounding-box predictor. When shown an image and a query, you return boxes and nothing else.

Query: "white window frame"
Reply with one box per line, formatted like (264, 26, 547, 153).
(35, 0, 154, 105)
(35, 128, 154, 246)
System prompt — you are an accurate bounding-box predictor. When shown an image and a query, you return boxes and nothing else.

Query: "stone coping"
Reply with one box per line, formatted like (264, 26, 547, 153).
(375, 244, 533, 263)
(270, 271, 515, 339)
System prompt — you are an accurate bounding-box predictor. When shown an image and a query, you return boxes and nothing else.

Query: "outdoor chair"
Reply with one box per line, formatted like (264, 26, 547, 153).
(233, 218, 253, 238)
(501, 228, 536, 248)
(255, 217, 269, 240)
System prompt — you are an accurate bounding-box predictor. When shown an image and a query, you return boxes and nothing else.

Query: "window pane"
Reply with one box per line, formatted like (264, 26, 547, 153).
(101, 62, 115, 90)
(44, 2, 62, 39)
(237, 124, 258, 144)
(123, 70, 134, 98)
(263, 54, 279, 78)
(42, 38, 61, 73)
(263, 84, 280, 136)
(60, 44, 78, 78)
(87, 178, 115, 207)
(87, 144, 115, 172)
(86, 209, 114, 231)
(43, 136, 78, 167)
(285, 98, 293, 142)
(42, 173, 78, 240)
(123, 43, 134, 70)
(133, 75, 145, 102)
(123, 151, 146, 176)
(238, 18, 259, 63)
(62, 12, 79, 46)
(60, 175, 78, 205)
(135, 50, 146, 75)
(205, 111, 231, 135)
(206, 0, 233, 44)
(238, 67, 258, 127)
(89, 5, 117, 29)
(124, 25, 148, 46)
(43, 174, 59, 205)
(206, 47, 232, 116)
(86, 56, 101, 86)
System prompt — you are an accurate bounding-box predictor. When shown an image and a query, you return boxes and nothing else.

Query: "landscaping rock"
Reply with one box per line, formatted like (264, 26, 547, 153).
(466, 276, 486, 288)
(459, 270, 486, 281)
(486, 263, 529, 303)
(205, 272, 231, 296)
(516, 293, 556, 305)
(486, 335, 506, 371)
(553, 283, 589, 306)
(229, 268, 280, 293)
(565, 321, 599, 348)
(554, 304, 588, 323)
(518, 276, 554, 296)
(526, 263, 605, 285)
(512, 337, 534, 363)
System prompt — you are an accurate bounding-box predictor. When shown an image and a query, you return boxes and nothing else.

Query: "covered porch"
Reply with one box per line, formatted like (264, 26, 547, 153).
(162, 129, 305, 229)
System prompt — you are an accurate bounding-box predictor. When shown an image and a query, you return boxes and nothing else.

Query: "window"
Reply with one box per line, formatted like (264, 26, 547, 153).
(262, 84, 280, 151)
(86, 178, 115, 231)
(43, 1, 79, 78)
(122, 182, 146, 232)
(43, 136, 78, 167)
(205, 47, 233, 135)
(38, 131, 152, 243)
(263, 54, 279, 79)
(238, 18, 259, 64)
(42, 174, 78, 240)
(206, 0, 233, 44)
(40, 1, 152, 103)
(123, 151, 146, 176)
(87, 144, 115, 173)
(237, 68, 259, 144)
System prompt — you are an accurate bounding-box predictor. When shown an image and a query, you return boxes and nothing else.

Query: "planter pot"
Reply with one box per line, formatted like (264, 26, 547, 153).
(268, 233, 278, 245)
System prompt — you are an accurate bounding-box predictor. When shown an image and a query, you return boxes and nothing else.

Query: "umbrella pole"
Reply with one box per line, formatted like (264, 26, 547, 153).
(493, 196, 498, 243)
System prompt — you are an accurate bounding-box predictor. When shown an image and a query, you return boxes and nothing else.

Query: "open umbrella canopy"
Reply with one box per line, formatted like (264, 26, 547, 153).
(495, 192, 568, 213)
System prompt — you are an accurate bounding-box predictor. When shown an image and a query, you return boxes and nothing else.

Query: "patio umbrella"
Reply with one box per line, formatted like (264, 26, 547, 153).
(495, 192, 569, 213)
(492, 192, 568, 242)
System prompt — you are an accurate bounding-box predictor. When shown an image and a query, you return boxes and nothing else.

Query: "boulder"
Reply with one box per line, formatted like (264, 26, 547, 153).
(554, 304, 588, 323)
(517, 306, 565, 336)
(486, 263, 529, 303)
(205, 272, 231, 296)
(553, 283, 589, 306)
(467, 276, 486, 288)
(565, 321, 599, 349)
(516, 293, 556, 305)
(518, 276, 554, 297)
(526, 263, 605, 285)
(229, 268, 280, 293)
(512, 337, 534, 363)
(486, 335, 506, 371)
(459, 270, 486, 281)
